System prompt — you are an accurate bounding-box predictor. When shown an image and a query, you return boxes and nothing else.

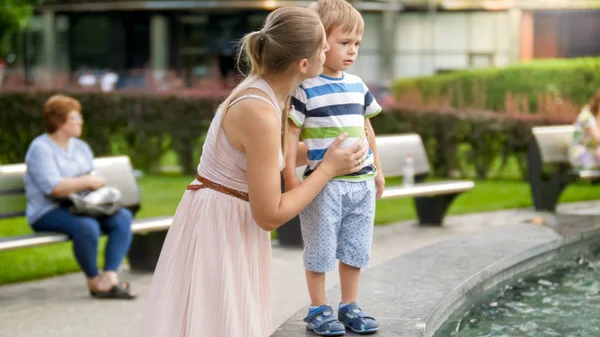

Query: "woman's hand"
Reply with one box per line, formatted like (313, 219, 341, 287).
(85, 175, 106, 190)
(318, 133, 368, 179)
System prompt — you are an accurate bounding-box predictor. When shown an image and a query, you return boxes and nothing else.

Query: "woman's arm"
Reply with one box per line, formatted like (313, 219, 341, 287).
(26, 140, 105, 197)
(51, 176, 105, 197)
(230, 100, 366, 231)
(283, 123, 302, 191)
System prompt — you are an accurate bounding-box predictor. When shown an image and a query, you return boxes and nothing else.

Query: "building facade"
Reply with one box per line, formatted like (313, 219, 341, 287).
(6, 0, 600, 90)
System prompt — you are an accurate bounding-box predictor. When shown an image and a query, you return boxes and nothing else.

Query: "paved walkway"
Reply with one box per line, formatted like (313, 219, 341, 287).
(1, 201, 599, 337)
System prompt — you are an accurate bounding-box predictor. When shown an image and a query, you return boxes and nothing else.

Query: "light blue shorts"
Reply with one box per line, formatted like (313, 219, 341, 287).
(300, 179, 376, 273)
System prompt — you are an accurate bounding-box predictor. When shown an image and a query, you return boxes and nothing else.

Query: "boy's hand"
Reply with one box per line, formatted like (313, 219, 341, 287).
(374, 170, 385, 199)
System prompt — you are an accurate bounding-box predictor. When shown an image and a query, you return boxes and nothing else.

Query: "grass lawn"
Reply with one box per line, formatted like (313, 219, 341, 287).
(1, 174, 600, 286)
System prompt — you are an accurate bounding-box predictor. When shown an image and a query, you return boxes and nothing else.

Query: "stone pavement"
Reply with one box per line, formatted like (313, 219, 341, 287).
(1, 201, 599, 337)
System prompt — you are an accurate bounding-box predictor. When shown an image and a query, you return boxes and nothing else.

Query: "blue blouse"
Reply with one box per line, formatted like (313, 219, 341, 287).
(24, 134, 95, 225)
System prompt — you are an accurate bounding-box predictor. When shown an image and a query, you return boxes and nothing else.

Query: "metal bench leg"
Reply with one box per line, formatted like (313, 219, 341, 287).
(527, 138, 572, 212)
(127, 231, 168, 272)
(276, 174, 304, 248)
(413, 193, 459, 226)
(277, 215, 304, 248)
(532, 173, 571, 212)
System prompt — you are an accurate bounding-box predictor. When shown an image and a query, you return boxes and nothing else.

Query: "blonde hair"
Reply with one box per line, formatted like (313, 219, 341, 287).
(218, 6, 325, 156)
(309, 0, 364, 35)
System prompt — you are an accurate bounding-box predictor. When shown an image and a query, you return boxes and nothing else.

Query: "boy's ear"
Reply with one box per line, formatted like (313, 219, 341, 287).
(298, 58, 310, 74)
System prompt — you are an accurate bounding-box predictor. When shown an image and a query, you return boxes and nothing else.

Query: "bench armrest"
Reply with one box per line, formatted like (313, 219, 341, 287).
(381, 181, 475, 199)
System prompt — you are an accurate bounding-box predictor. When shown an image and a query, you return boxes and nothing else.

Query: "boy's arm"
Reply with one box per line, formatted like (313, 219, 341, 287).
(362, 81, 385, 199)
(366, 118, 385, 199)
(365, 119, 380, 170)
(296, 142, 308, 167)
(283, 123, 302, 191)
(284, 87, 308, 190)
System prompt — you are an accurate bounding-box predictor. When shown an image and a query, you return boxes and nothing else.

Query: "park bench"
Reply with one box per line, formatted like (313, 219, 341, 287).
(527, 125, 600, 211)
(0, 156, 172, 272)
(277, 134, 475, 246)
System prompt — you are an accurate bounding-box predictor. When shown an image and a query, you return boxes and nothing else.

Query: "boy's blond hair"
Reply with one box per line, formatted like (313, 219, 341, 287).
(309, 0, 364, 36)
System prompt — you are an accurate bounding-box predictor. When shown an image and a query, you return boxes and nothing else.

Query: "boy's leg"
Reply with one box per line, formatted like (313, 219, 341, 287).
(336, 180, 379, 334)
(337, 179, 376, 298)
(300, 181, 347, 335)
(339, 262, 361, 304)
(305, 270, 327, 306)
(300, 181, 344, 305)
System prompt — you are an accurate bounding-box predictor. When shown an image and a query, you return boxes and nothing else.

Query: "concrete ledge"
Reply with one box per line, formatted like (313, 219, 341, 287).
(272, 214, 600, 337)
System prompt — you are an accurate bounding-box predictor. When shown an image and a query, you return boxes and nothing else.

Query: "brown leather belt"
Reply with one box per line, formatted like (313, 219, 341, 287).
(186, 174, 249, 202)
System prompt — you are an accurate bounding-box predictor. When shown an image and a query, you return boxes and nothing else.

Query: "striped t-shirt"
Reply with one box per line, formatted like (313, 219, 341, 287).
(289, 73, 382, 181)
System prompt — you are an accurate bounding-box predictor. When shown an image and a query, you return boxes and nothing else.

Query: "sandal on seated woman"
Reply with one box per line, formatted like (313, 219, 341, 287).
(88, 271, 136, 299)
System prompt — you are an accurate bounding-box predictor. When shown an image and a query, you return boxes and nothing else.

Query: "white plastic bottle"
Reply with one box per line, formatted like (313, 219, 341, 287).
(403, 154, 414, 187)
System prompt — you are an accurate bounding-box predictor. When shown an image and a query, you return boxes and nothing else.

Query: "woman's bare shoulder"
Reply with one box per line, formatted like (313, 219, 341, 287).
(223, 90, 281, 151)
(226, 91, 280, 132)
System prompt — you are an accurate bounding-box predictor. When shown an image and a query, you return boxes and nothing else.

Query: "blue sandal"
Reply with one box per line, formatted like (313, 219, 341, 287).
(338, 303, 379, 334)
(303, 305, 346, 336)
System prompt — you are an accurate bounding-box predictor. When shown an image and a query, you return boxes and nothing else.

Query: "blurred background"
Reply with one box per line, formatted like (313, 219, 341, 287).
(1, 0, 598, 94)
(1, 0, 599, 177)
(2, 0, 600, 317)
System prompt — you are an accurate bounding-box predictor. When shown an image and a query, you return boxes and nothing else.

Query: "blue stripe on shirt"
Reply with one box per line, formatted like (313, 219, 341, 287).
(307, 148, 327, 161)
(364, 91, 374, 107)
(308, 148, 373, 162)
(304, 83, 364, 99)
(307, 103, 364, 117)
(291, 96, 306, 114)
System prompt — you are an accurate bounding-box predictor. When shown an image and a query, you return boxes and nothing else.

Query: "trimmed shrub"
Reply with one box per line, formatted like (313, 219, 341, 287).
(0, 90, 221, 174)
(0, 87, 573, 180)
(392, 57, 600, 114)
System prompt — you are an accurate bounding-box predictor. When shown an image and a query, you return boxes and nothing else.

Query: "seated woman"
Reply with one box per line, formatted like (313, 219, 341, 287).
(569, 89, 600, 170)
(24, 94, 136, 299)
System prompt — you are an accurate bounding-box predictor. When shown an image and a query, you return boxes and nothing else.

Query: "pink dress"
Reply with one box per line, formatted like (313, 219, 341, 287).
(137, 79, 284, 337)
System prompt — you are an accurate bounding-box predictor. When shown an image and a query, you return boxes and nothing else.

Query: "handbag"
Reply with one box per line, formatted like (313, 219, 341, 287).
(67, 186, 123, 217)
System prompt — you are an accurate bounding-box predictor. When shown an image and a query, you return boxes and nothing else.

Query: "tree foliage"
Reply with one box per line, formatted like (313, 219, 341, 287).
(0, 0, 38, 59)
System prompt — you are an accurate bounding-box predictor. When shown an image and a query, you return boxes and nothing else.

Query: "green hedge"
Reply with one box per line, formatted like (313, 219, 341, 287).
(0, 90, 221, 174)
(370, 108, 565, 180)
(392, 57, 600, 113)
(0, 89, 565, 180)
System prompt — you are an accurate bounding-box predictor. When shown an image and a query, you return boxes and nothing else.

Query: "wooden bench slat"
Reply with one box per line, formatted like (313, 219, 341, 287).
(0, 232, 69, 252)
(0, 164, 26, 191)
(376, 134, 430, 176)
(0, 217, 174, 253)
(532, 125, 575, 164)
(0, 194, 27, 217)
(0, 211, 26, 220)
(579, 170, 600, 179)
(381, 181, 475, 199)
(131, 217, 173, 233)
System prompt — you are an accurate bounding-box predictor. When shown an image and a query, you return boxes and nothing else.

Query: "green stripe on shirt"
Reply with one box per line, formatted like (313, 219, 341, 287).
(365, 108, 382, 119)
(288, 114, 303, 128)
(301, 126, 365, 140)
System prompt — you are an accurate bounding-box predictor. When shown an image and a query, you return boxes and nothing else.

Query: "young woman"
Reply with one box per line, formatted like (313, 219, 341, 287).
(137, 6, 368, 337)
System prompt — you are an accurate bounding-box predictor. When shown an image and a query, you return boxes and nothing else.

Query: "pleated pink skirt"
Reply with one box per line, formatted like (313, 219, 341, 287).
(137, 188, 272, 337)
